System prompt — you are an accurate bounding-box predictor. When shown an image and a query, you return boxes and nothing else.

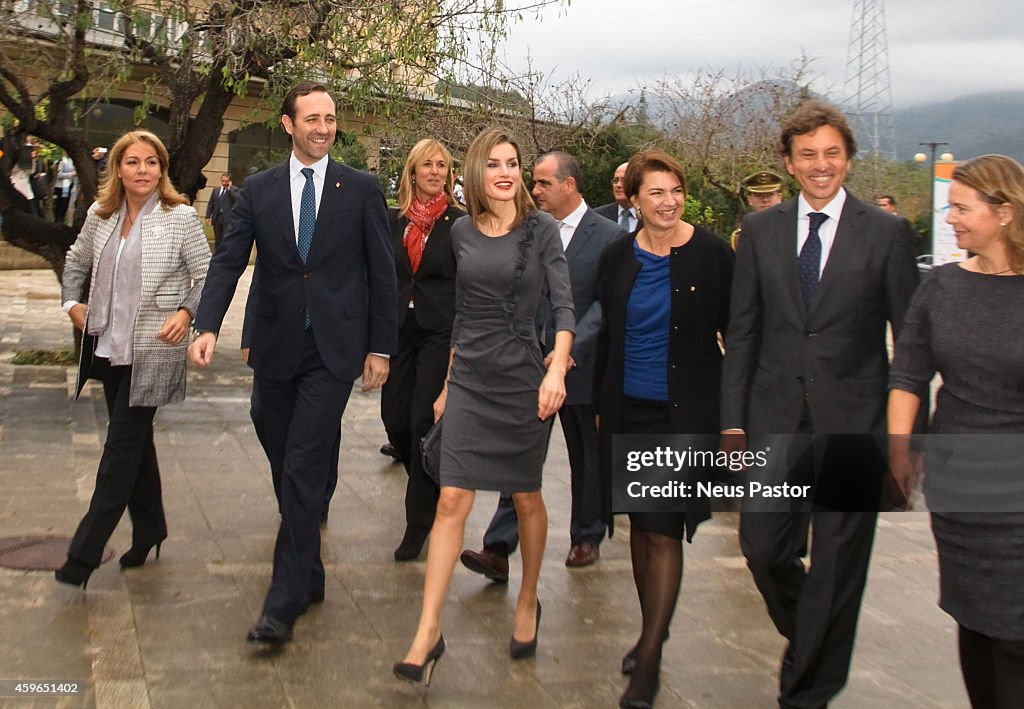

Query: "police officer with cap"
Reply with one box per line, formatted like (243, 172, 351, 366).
(731, 170, 785, 250)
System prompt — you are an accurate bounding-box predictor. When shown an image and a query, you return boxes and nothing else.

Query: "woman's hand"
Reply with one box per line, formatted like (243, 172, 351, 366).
(157, 308, 192, 345)
(68, 303, 88, 331)
(432, 386, 448, 423)
(537, 368, 566, 420)
(885, 434, 920, 510)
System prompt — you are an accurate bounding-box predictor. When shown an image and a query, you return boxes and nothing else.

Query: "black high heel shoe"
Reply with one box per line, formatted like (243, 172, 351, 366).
(510, 601, 542, 659)
(620, 659, 660, 708)
(54, 558, 94, 589)
(393, 635, 446, 686)
(119, 540, 163, 569)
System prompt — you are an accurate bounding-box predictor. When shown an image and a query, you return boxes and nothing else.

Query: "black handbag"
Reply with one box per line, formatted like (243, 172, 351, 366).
(420, 417, 443, 485)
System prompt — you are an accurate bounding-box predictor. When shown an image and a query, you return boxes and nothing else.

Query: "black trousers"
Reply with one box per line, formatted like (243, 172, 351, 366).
(251, 385, 339, 516)
(68, 360, 166, 568)
(255, 331, 352, 624)
(212, 214, 226, 249)
(740, 431, 879, 709)
(380, 316, 450, 538)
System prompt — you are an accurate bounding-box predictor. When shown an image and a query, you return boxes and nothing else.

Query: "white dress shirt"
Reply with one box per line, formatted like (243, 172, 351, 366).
(795, 188, 847, 279)
(557, 199, 589, 251)
(288, 153, 329, 244)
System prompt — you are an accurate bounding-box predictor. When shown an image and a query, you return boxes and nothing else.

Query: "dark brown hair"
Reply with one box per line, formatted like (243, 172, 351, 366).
(623, 150, 687, 200)
(280, 81, 333, 121)
(779, 100, 857, 159)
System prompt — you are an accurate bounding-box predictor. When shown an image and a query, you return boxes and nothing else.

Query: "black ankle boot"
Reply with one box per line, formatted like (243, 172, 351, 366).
(55, 558, 94, 589)
(119, 540, 163, 569)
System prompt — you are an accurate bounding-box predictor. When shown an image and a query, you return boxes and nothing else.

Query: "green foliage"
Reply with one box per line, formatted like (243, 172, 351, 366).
(11, 349, 77, 366)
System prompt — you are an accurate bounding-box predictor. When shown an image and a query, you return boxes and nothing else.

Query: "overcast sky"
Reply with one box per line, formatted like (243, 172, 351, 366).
(497, 0, 1024, 108)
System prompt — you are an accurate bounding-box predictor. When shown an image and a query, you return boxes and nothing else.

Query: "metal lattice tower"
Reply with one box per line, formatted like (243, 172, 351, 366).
(843, 0, 896, 160)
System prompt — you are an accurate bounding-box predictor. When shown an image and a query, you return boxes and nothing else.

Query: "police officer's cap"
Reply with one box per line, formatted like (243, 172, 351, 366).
(742, 170, 784, 194)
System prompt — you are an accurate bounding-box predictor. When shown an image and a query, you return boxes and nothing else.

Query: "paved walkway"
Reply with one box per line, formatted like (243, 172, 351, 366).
(0, 268, 967, 708)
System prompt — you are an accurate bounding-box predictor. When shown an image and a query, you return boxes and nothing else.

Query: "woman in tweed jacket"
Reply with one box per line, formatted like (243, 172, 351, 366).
(55, 130, 210, 589)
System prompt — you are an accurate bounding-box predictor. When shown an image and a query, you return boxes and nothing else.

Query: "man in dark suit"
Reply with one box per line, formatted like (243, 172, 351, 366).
(460, 151, 624, 580)
(205, 173, 240, 249)
(189, 81, 398, 646)
(720, 100, 919, 708)
(594, 161, 638, 232)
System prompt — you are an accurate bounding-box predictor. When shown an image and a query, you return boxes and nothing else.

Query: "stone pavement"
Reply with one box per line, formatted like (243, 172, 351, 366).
(0, 268, 968, 708)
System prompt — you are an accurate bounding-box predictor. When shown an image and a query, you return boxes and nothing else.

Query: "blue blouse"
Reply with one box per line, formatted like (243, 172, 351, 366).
(624, 241, 670, 401)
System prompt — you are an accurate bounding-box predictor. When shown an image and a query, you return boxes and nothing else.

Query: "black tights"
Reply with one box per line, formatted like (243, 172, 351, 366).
(624, 527, 683, 702)
(959, 624, 1024, 709)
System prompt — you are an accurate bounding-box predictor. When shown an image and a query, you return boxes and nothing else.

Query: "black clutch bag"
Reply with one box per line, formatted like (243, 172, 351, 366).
(420, 417, 443, 485)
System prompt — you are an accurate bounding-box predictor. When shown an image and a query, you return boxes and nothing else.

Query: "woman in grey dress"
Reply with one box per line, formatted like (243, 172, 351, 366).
(889, 154, 1024, 707)
(394, 128, 575, 686)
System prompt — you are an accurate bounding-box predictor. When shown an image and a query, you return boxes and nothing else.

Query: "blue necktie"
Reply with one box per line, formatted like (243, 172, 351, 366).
(297, 168, 316, 263)
(298, 167, 316, 328)
(798, 212, 828, 310)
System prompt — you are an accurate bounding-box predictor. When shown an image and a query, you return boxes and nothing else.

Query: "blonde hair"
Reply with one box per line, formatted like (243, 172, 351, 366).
(95, 130, 188, 218)
(396, 139, 459, 217)
(461, 128, 534, 229)
(952, 154, 1024, 272)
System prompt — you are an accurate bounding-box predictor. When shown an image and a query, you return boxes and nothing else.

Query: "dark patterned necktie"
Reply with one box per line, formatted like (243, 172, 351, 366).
(619, 208, 631, 230)
(798, 212, 828, 310)
(297, 168, 316, 263)
(298, 167, 316, 328)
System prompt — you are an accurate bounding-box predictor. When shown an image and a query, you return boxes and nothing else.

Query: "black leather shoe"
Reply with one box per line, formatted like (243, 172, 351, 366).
(459, 548, 509, 583)
(394, 529, 428, 562)
(380, 442, 402, 461)
(246, 615, 293, 646)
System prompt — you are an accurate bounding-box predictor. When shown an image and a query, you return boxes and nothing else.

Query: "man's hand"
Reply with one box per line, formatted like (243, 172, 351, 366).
(157, 309, 192, 345)
(68, 303, 88, 331)
(240, 347, 249, 365)
(188, 332, 217, 366)
(360, 353, 389, 392)
(719, 429, 748, 470)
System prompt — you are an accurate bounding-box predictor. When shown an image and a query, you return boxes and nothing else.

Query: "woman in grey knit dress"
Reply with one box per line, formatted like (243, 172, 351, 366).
(888, 154, 1024, 708)
(394, 129, 575, 686)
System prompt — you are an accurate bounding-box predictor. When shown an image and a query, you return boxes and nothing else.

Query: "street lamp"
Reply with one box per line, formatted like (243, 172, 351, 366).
(914, 142, 953, 255)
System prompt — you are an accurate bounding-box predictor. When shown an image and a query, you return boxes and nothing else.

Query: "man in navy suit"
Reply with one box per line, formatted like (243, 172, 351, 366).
(189, 81, 398, 645)
(204, 173, 239, 249)
(721, 100, 919, 707)
(460, 151, 624, 580)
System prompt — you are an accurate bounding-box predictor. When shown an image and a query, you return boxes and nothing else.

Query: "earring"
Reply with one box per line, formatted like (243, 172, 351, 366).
(1000, 222, 1007, 226)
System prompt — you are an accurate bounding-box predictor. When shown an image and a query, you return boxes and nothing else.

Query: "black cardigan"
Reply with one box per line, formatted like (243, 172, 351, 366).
(593, 226, 734, 538)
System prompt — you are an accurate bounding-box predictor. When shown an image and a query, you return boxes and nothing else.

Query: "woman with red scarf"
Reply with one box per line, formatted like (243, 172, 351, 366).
(381, 139, 464, 561)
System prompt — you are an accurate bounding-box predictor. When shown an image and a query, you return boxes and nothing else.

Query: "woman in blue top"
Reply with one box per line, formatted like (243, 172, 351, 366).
(594, 150, 734, 708)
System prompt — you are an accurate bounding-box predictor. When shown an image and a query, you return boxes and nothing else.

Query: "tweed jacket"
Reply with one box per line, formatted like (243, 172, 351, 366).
(63, 201, 211, 407)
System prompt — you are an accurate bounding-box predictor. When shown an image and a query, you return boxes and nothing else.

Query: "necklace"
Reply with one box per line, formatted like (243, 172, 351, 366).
(985, 267, 1014, 275)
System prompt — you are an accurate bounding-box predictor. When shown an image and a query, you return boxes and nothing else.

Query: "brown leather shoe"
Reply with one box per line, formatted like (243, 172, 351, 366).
(565, 543, 600, 568)
(459, 548, 509, 583)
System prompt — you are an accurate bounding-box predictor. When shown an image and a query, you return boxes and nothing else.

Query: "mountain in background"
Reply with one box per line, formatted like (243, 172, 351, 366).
(892, 91, 1024, 163)
(611, 88, 1024, 164)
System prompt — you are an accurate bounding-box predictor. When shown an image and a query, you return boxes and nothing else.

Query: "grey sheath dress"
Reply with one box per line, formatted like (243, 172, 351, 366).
(440, 210, 575, 492)
(889, 263, 1024, 639)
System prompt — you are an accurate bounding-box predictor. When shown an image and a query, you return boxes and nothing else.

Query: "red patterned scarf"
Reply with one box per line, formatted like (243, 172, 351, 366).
(403, 191, 448, 273)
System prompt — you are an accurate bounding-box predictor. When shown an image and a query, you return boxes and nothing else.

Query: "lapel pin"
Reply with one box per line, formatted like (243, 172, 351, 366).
(690, 286, 696, 292)
(335, 182, 341, 188)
